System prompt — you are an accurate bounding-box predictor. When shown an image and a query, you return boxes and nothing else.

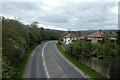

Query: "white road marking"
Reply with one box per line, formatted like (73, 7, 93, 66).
(23, 44, 43, 78)
(42, 41, 53, 78)
(55, 44, 88, 78)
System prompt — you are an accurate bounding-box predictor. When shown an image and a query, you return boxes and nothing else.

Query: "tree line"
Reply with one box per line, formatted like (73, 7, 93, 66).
(1, 17, 63, 78)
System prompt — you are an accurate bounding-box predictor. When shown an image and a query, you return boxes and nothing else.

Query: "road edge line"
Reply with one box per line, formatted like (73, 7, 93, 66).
(23, 42, 47, 78)
(55, 44, 89, 79)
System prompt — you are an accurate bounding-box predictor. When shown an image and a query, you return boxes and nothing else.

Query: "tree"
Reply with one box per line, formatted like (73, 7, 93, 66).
(117, 30, 120, 45)
(2, 17, 63, 78)
(30, 21, 39, 28)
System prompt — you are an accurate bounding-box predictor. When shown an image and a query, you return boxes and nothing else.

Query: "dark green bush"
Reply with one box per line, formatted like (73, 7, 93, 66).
(66, 40, 118, 60)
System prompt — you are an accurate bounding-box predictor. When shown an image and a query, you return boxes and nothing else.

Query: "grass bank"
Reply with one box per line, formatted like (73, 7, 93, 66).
(18, 41, 47, 78)
(56, 43, 105, 80)
(18, 43, 39, 78)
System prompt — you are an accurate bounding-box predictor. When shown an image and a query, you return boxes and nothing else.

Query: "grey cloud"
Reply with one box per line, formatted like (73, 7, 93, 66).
(2, 2, 41, 11)
(39, 16, 69, 23)
(2, 1, 118, 30)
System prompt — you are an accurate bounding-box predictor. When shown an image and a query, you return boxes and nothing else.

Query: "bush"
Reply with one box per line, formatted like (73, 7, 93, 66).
(65, 40, 118, 60)
(58, 41, 62, 45)
(2, 56, 20, 78)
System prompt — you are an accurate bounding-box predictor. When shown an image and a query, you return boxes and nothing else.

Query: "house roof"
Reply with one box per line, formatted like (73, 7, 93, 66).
(80, 36, 87, 40)
(87, 30, 117, 38)
(88, 31, 104, 38)
(64, 33, 78, 38)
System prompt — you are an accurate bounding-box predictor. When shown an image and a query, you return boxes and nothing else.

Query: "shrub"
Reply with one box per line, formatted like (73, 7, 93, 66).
(65, 40, 118, 60)
(2, 56, 19, 78)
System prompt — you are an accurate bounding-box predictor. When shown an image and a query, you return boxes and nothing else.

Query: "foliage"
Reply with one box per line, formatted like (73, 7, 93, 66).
(2, 56, 19, 78)
(66, 40, 118, 60)
(65, 39, 119, 79)
(117, 30, 120, 57)
(57, 43, 104, 79)
(116, 30, 120, 43)
(2, 17, 63, 78)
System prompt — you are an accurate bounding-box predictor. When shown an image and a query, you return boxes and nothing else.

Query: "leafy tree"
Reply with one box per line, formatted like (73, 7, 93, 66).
(2, 17, 63, 78)
(117, 30, 120, 45)
(2, 56, 19, 78)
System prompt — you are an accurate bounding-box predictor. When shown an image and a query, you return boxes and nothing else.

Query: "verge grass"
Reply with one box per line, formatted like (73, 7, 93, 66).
(57, 43, 105, 80)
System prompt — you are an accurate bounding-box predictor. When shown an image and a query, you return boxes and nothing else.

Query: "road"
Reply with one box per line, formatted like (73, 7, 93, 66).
(23, 41, 87, 79)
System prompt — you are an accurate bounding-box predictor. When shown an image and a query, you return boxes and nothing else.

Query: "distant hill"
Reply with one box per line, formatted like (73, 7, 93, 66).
(78, 29, 118, 32)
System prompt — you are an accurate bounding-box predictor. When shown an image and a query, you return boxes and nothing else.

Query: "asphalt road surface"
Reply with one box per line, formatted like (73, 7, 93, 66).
(23, 41, 87, 79)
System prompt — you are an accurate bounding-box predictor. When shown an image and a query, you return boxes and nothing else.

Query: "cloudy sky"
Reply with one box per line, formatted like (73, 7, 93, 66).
(1, 0, 119, 31)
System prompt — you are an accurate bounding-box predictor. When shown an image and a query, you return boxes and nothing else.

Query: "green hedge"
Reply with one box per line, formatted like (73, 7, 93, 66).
(65, 41, 118, 59)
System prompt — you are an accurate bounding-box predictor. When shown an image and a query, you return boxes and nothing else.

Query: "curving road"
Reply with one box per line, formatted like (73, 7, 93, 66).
(23, 41, 87, 79)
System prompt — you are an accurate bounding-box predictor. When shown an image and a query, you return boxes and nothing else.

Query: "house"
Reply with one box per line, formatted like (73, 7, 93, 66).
(87, 30, 104, 42)
(86, 30, 117, 43)
(80, 35, 87, 40)
(63, 32, 79, 44)
(63, 30, 117, 44)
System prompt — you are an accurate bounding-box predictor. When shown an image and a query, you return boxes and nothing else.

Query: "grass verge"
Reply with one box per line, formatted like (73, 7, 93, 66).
(18, 43, 39, 78)
(56, 43, 105, 80)
(18, 41, 48, 78)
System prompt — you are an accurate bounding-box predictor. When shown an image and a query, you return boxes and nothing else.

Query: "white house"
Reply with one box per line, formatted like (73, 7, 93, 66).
(87, 30, 104, 42)
(63, 33, 79, 44)
(87, 30, 117, 43)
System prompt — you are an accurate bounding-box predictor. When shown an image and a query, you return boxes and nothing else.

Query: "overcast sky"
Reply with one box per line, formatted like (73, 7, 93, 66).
(1, 0, 119, 31)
